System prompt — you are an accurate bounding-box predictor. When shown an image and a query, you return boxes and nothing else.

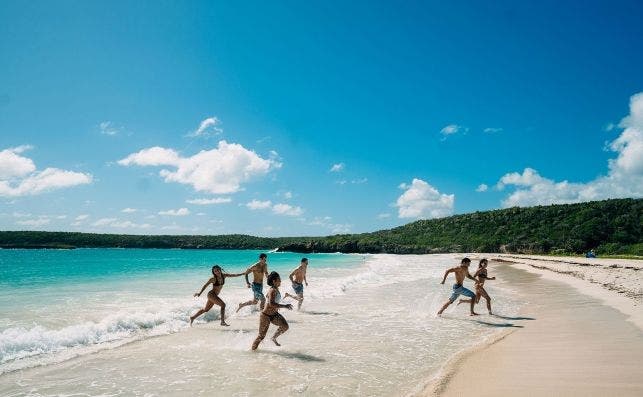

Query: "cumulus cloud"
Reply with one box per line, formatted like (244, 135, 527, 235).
(330, 163, 345, 172)
(272, 203, 304, 217)
(186, 117, 223, 138)
(158, 208, 190, 216)
(476, 184, 489, 192)
(246, 199, 272, 210)
(75, 214, 89, 221)
(496, 92, 643, 207)
(186, 197, 232, 205)
(395, 178, 455, 219)
(0, 146, 92, 197)
(245, 200, 304, 216)
(118, 141, 280, 194)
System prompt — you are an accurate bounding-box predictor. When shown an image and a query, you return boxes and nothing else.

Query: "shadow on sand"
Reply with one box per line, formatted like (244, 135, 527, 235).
(492, 315, 536, 321)
(261, 350, 326, 362)
(301, 310, 340, 316)
(472, 320, 524, 328)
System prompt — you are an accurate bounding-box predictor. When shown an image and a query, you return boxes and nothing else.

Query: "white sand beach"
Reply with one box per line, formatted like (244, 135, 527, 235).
(425, 254, 643, 397)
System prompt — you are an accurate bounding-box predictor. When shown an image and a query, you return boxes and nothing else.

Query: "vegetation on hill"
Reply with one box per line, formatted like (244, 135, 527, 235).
(0, 198, 640, 256)
(277, 198, 642, 256)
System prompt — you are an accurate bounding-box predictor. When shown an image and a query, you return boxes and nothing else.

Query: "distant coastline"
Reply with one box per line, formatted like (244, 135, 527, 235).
(1, 198, 641, 256)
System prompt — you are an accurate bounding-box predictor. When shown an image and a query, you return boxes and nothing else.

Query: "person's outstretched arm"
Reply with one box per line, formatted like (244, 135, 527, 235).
(194, 278, 213, 297)
(441, 268, 455, 284)
(224, 272, 245, 278)
(244, 265, 255, 287)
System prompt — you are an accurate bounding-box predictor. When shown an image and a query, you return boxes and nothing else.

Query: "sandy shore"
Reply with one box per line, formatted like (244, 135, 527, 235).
(424, 255, 643, 397)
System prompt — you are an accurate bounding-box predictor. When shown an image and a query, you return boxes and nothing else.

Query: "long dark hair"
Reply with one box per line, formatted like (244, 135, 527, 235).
(267, 271, 280, 287)
(478, 258, 488, 268)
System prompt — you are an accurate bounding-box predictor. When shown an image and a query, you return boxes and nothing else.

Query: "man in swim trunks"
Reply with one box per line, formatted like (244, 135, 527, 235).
(236, 253, 269, 312)
(285, 257, 308, 310)
(437, 257, 479, 316)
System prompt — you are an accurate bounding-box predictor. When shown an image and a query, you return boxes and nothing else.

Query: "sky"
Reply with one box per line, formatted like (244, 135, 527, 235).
(1, 0, 642, 236)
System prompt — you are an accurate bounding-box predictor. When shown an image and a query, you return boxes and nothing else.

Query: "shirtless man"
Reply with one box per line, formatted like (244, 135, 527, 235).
(285, 258, 308, 310)
(437, 257, 479, 316)
(236, 253, 269, 312)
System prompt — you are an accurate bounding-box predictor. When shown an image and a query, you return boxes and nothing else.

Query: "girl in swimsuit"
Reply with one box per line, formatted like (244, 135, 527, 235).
(251, 271, 293, 350)
(190, 265, 245, 326)
(458, 258, 496, 314)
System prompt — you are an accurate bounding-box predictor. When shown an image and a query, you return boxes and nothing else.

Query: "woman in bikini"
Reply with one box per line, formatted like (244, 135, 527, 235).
(190, 265, 244, 326)
(458, 258, 496, 314)
(251, 271, 293, 350)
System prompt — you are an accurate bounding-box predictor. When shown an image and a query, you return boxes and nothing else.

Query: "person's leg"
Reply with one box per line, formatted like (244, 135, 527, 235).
(437, 299, 453, 315)
(462, 288, 478, 316)
(457, 298, 472, 306)
(479, 287, 492, 314)
(296, 293, 303, 310)
(251, 313, 271, 350)
(190, 299, 215, 325)
(211, 295, 229, 326)
(270, 313, 289, 346)
(236, 298, 258, 312)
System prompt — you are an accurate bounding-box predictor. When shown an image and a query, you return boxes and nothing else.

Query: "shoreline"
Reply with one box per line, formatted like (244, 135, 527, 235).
(421, 254, 643, 397)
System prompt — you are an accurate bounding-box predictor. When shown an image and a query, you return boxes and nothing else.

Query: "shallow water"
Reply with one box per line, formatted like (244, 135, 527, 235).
(0, 250, 520, 396)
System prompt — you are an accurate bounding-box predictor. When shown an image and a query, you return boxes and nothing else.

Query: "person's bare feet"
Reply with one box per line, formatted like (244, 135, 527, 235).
(470, 312, 479, 316)
(221, 321, 230, 326)
(190, 317, 194, 326)
(271, 337, 281, 346)
(457, 299, 465, 306)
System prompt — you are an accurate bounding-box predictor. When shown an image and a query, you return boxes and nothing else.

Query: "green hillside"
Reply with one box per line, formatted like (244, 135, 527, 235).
(277, 198, 642, 256)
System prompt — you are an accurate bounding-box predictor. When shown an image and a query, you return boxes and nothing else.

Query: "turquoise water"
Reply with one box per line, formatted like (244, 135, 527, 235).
(0, 249, 364, 373)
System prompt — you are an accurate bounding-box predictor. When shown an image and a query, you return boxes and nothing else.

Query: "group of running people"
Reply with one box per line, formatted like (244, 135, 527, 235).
(189, 254, 494, 350)
(189, 253, 309, 350)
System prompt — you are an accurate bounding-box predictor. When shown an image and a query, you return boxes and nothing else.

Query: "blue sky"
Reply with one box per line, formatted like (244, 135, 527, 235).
(1, 1, 642, 236)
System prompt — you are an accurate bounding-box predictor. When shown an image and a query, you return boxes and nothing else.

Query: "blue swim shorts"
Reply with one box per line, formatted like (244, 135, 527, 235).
(292, 281, 304, 295)
(251, 282, 264, 300)
(449, 283, 475, 302)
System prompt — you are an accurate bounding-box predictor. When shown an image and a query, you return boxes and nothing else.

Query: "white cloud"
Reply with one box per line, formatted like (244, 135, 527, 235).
(99, 121, 120, 136)
(16, 218, 51, 227)
(330, 163, 345, 172)
(440, 124, 467, 139)
(91, 217, 150, 229)
(282, 191, 293, 199)
(476, 184, 489, 192)
(377, 213, 391, 219)
(496, 92, 643, 207)
(186, 197, 232, 205)
(604, 123, 615, 132)
(158, 208, 190, 216)
(246, 199, 273, 210)
(272, 203, 303, 217)
(75, 214, 89, 221)
(118, 140, 280, 194)
(395, 178, 455, 219)
(483, 127, 503, 133)
(245, 199, 304, 216)
(121, 208, 138, 213)
(351, 178, 368, 184)
(186, 117, 223, 138)
(0, 147, 92, 197)
(0, 146, 36, 179)
(305, 216, 351, 233)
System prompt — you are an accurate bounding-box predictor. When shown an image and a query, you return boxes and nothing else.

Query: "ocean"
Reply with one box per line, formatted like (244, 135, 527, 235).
(0, 249, 520, 396)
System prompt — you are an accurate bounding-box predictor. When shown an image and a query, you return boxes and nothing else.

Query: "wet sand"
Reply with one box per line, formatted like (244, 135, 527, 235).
(425, 257, 643, 397)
